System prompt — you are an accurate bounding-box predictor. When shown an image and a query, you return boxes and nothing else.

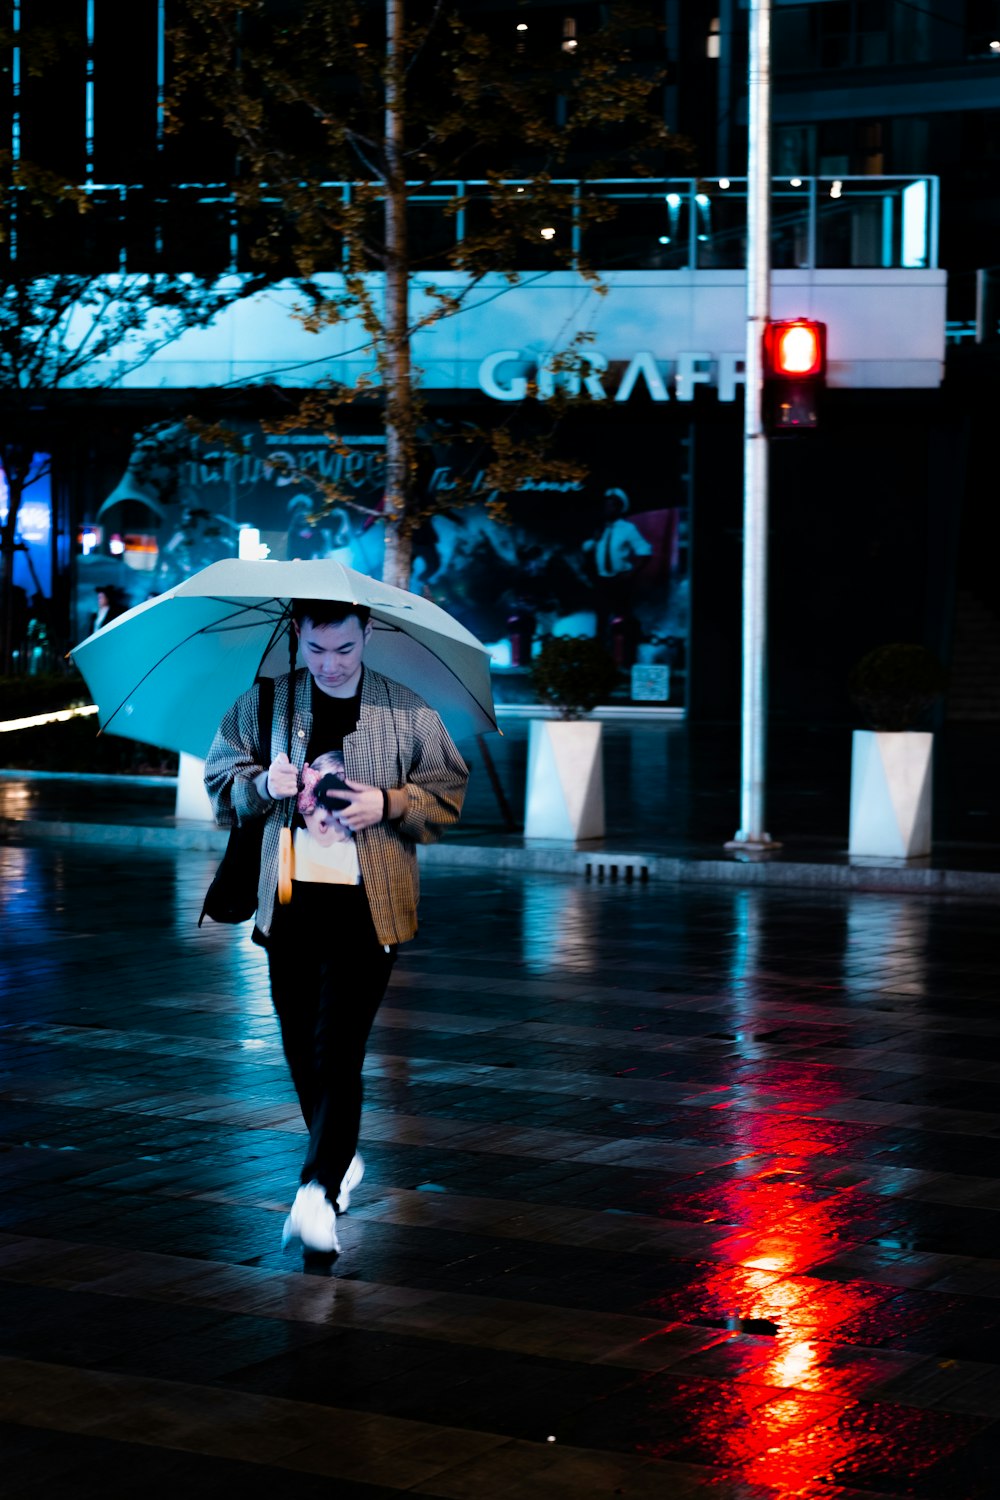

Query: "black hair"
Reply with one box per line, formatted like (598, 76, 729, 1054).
(291, 598, 371, 630)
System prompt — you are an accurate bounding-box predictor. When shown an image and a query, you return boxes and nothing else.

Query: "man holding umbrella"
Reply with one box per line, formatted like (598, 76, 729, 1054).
(204, 597, 469, 1256)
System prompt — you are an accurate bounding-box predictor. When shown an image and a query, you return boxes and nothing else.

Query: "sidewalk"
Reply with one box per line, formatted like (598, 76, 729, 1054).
(4, 841, 1000, 1498)
(3, 718, 1000, 896)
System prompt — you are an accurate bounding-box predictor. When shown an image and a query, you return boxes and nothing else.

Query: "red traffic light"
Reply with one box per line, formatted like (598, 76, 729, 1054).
(762, 318, 827, 432)
(763, 319, 826, 379)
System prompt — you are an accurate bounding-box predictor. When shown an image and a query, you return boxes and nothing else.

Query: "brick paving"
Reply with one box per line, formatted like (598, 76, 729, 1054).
(2, 840, 1000, 1497)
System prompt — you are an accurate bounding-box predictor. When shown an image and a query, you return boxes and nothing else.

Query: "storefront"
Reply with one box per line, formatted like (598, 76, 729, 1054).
(64, 246, 944, 717)
(80, 411, 691, 712)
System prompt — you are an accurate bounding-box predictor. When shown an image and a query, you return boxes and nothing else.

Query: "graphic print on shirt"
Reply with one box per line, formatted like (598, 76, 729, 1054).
(294, 750, 362, 885)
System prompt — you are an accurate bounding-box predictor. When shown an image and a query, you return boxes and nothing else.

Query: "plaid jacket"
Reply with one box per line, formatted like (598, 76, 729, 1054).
(203, 667, 469, 945)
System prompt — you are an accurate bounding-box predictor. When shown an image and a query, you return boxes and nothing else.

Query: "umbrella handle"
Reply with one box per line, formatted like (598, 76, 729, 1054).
(277, 826, 294, 905)
(277, 651, 296, 908)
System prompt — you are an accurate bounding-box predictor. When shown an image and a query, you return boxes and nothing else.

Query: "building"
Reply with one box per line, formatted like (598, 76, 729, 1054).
(682, 0, 1000, 723)
(1, 0, 996, 727)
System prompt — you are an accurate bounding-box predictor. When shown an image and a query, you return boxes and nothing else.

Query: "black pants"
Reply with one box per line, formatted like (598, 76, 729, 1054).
(265, 884, 397, 1202)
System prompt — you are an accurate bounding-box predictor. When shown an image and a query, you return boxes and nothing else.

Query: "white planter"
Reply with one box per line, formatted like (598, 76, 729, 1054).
(848, 730, 933, 858)
(176, 751, 214, 821)
(524, 719, 605, 841)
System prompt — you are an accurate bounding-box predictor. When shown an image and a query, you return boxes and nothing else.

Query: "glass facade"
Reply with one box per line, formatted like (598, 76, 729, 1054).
(79, 422, 690, 711)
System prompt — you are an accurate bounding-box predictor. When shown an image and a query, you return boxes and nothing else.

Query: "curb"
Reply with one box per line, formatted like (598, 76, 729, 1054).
(417, 840, 1000, 896)
(4, 815, 1000, 897)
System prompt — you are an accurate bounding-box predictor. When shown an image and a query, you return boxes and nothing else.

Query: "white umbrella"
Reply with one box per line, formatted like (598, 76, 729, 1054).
(71, 558, 497, 756)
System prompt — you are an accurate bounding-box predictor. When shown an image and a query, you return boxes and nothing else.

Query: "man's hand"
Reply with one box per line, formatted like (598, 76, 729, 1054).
(338, 777, 385, 832)
(266, 752, 300, 800)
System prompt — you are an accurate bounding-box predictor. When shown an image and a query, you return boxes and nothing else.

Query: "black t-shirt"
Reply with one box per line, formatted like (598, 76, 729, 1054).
(306, 673, 362, 761)
(279, 673, 365, 911)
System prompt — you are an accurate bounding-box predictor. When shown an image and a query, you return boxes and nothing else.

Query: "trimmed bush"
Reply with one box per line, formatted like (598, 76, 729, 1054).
(849, 643, 947, 733)
(0, 673, 176, 774)
(529, 637, 619, 720)
(0, 672, 91, 717)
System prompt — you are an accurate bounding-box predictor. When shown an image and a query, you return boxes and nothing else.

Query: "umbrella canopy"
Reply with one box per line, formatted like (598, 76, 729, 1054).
(71, 558, 498, 758)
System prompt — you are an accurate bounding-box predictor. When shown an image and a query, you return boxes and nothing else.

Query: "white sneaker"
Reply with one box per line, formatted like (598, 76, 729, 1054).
(282, 1181, 341, 1253)
(336, 1154, 365, 1213)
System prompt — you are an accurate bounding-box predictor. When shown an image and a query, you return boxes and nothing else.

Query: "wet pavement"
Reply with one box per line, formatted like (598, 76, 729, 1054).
(3, 841, 1000, 1497)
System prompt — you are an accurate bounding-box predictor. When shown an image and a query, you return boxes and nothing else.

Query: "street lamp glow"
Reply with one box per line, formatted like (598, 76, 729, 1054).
(991, 39, 1000, 51)
(718, 178, 730, 189)
(789, 177, 802, 188)
(540, 226, 555, 239)
(665, 193, 682, 208)
(516, 22, 528, 30)
(830, 179, 843, 199)
(237, 527, 270, 559)
(696, 193, 710, 207)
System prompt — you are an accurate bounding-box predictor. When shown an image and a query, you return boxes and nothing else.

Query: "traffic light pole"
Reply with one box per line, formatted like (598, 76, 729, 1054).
(726, 0, 781, 852)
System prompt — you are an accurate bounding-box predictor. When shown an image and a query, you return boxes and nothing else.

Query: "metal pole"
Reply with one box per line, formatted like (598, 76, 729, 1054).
(726, 0, 780, 851)
(11, 0, 20, 261)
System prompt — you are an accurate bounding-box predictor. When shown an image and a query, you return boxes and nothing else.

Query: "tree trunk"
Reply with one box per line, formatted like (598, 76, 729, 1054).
(381, 524, 413, 591)
(381, 0, 414, 591)
(0, 466, 26, 676)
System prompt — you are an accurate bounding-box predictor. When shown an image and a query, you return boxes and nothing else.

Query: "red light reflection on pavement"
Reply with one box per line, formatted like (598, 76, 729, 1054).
(739, 1400, 985, 1495)
(639, 1076, 943, 1492)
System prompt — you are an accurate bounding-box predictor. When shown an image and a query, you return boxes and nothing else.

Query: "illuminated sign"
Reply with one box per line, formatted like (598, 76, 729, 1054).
(477, 349, 747, 403)
(123, 533, 159, 571)
(14, 499, 51, 544)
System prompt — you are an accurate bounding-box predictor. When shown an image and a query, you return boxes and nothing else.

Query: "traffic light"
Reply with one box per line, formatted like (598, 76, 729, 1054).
(762, 318, 827, 432)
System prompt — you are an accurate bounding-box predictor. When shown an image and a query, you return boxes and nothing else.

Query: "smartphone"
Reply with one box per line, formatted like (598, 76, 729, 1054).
(313, 771, 352, 810)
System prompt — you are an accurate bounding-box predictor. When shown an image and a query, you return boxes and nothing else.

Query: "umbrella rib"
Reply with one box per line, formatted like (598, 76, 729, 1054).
(200, 596, 286, 616)
(98, 602, 275, 736)
(369, 619, 498, 730)
(251, 603, 294, 682)
(193, 598, 285, 639)
(92, 592, 495, 745)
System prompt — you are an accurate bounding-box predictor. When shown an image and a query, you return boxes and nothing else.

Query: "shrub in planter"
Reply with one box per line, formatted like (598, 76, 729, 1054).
(0, 715, 178, 774)
(849, 643, 947, 733)
(529, 637, 619, 720)
(848, 643, 946, 859)
(0, 674, 177, 775)
(0, 672, 91, 718)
